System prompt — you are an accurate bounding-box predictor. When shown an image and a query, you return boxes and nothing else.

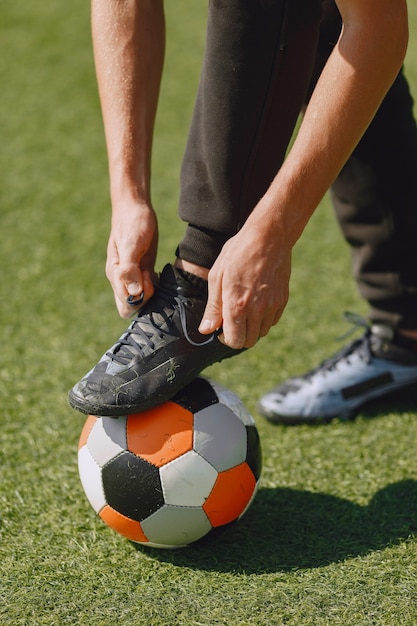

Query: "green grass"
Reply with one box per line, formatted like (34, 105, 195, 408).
(2, 2, 417, 624)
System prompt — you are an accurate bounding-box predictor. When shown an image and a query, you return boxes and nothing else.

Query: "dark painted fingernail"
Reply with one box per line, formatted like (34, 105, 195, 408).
(127, 293, 144, 307)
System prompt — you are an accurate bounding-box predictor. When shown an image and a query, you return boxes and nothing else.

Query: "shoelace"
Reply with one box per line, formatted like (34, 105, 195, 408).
(106, 287, 215, 365)
(305, 313, 373, 379)
(336, 312, 370, 340)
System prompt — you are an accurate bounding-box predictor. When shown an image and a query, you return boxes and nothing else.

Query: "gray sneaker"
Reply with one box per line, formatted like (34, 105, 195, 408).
(259, 318, 417, 424)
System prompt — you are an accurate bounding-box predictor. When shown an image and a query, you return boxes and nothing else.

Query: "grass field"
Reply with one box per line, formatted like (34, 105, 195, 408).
(2, 3, 417, 625)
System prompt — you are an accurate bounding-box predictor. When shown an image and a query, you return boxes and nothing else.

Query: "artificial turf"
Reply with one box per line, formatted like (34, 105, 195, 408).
(1, 2, 417, 624)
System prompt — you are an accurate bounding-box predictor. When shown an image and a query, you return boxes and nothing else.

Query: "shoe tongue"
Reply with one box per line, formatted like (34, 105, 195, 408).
(159, 264, 208, 298)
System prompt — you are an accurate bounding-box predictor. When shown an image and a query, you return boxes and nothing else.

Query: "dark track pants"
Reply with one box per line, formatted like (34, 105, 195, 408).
(176, 0, 417, 329)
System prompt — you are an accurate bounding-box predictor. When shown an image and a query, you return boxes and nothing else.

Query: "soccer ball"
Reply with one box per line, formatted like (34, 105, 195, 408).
(78, 377, 262, 548)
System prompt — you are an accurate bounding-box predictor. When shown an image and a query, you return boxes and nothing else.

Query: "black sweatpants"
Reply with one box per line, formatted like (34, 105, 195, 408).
(176, 0, 417, 329)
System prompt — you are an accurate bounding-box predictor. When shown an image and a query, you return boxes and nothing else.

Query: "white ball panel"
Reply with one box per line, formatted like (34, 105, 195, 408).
(141, 504, 212, 547)
(78, 445, 106, 513)
(209, 379, 255, 426)
(194, 404, 247, 471)
(86, 416, 127, 467)
(101, 416, 128, 450)
(160, 450, 218, 507)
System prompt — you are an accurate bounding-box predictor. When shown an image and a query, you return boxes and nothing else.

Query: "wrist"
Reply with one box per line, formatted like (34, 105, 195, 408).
(110, 175, 152, 210)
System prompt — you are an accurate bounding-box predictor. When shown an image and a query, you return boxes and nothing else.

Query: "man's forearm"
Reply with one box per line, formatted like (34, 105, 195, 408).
(248, 0, 408, 251)
(91, 0, 165, 206)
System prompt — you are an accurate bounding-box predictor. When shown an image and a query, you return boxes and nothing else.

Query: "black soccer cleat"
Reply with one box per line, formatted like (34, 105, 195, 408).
(69, 264, 243, 416)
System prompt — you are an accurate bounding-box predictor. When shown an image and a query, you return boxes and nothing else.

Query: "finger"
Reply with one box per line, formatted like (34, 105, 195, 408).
(221, 311, 247, 349)
(141, 264, 158, 298)
(129, 269, 156, 308)
(108, 268, 143, 318)
(198, 276, 223, 335)
(126, 282, 143, 298)
(114, 292, 133, 319)
(124, 230, 158, 310)
(270, 306, 285, 329)
(105, 240, 135, 308)
(242, 317, 262, 348)
(198, 300, 223, 335)
(118, 268, 157, 318)
(115, 278, 143, 317)
(107, 262, 144, 317)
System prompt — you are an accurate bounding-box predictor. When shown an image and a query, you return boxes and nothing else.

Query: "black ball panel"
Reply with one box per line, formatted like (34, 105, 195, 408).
(245, 425, 262, 481)
(171, 377, 219, 413)
(102, 451, 164, 521)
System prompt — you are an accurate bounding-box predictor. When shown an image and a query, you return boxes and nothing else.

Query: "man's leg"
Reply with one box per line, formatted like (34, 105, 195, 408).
(259, 72, 417, 425)
(177, 0, 323, 271)
(332, 69, 417, 332)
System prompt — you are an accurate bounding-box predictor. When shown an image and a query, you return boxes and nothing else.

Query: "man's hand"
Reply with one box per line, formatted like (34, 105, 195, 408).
(199, 224, 291, 349)
(105, 201, 158, 318)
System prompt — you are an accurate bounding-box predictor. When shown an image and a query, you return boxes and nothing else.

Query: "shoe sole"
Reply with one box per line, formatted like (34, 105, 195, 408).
(68, 362, 200, 416)
(69, 345, 244, 417)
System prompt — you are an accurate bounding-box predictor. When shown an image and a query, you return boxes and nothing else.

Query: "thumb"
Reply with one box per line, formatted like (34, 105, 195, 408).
(117, 266, 145, 318)
(199, 299, 223, 335)
(126, 281, 142, 298)
(122, 265, 144, 301)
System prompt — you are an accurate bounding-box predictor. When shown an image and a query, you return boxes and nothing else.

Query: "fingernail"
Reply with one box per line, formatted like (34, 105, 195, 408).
(127, 293, 144, 307)
(127, 282, 141, 295)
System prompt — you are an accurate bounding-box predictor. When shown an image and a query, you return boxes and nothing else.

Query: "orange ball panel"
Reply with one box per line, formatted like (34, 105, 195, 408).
(203, 463, 256, 527)
(99, 504, 149, 543)
(78, 415, 98, 450)
(126, 402, 194, 467)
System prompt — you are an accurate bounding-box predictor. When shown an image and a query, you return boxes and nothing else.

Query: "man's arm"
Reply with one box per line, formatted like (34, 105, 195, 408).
(91, 0, 165, 317)
(200, 0, 409, 348)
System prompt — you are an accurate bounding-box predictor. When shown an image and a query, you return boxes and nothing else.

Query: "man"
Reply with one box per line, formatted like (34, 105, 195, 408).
(69, 0, 413, 421)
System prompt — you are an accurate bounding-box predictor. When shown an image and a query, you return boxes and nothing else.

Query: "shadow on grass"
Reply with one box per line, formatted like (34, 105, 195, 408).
(357, 385, 417, 421)
(138, 479, 417, 573)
